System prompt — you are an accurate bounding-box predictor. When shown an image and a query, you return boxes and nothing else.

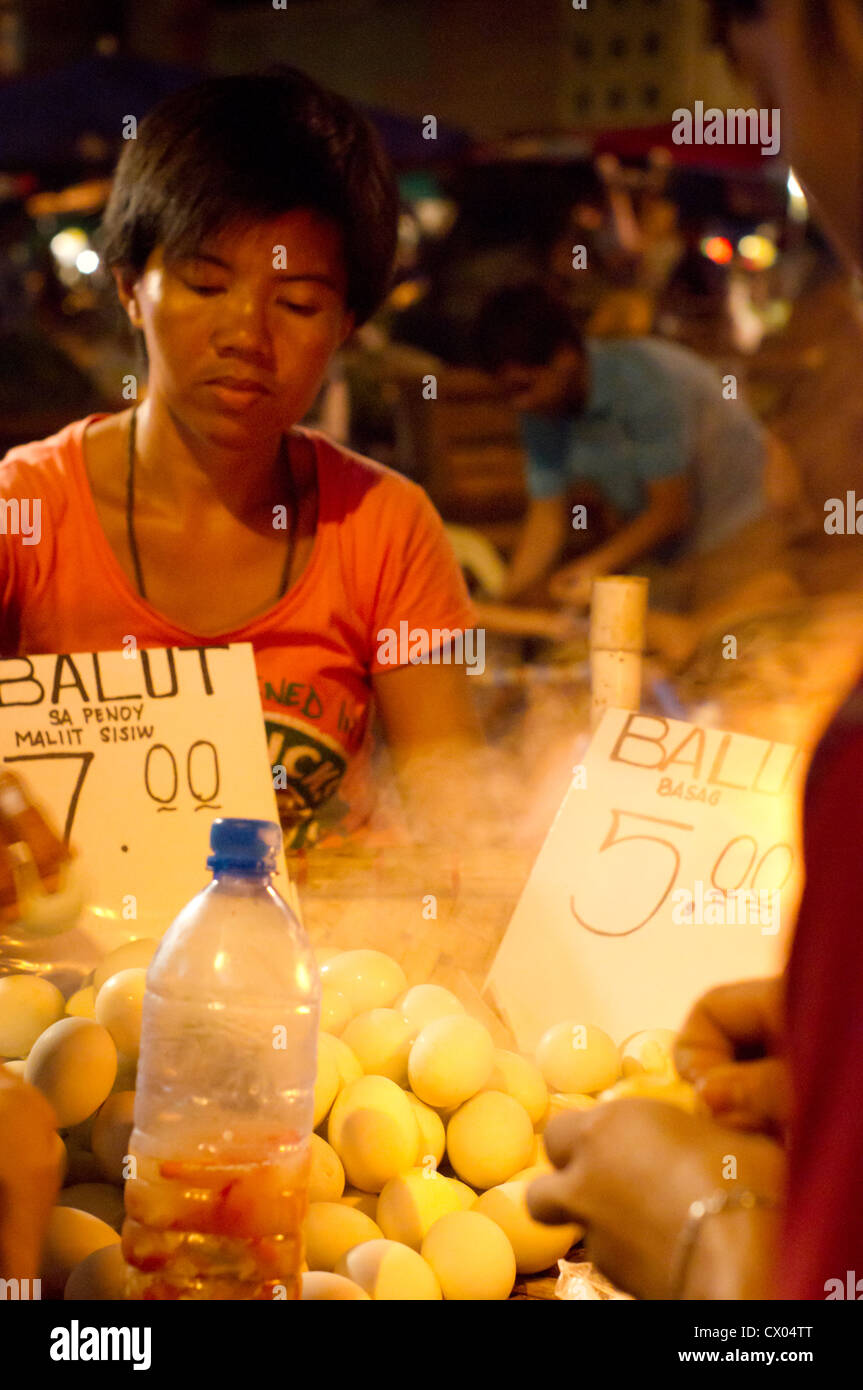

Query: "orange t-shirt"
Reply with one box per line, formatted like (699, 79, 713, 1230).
(0, 414, 476, 847)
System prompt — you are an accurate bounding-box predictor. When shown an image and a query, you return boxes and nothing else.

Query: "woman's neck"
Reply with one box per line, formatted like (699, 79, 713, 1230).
(131, 394, 304, 523)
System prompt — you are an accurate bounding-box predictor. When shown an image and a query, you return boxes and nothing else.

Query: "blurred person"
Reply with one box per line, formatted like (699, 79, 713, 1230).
(473, 282, 802, 621)
(0, 67, 482, 856)
(528, 0, 863, 1302)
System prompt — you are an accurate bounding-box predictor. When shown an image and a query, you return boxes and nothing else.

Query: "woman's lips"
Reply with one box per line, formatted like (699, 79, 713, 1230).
(203, 379, 271, 409)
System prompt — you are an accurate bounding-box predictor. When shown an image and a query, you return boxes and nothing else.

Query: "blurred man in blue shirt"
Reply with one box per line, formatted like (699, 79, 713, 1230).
(474, 283, 796, 612)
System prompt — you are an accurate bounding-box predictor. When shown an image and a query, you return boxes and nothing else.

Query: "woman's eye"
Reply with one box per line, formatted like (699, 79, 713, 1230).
(277, 301, 319, 316)
(183, 281, 224, 296)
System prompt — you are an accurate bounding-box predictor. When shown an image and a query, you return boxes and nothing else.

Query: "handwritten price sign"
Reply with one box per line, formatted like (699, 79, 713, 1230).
(486, 709, 804, 1049)
(0, 644, 289, 988)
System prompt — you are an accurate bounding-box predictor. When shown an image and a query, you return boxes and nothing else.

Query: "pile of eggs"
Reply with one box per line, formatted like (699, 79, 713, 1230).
(0, 942, 693, 1301)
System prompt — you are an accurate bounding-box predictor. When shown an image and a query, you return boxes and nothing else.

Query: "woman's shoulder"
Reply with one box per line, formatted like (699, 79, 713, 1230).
(0, 413, 103, 492)
(303, 427, 433, 523)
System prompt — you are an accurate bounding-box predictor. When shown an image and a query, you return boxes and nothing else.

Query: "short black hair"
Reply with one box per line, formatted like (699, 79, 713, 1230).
(473, 283, 583, 373)
(100, 65, 399, 326)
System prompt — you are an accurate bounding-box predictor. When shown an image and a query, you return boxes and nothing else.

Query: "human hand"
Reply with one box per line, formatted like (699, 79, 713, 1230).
(0, 771, 73, 928)
(547, 560, 596, 608)
(674, 978, 789, 1139)
(527, 1097, 785, 1300)
(0, 1072, 62, 1280)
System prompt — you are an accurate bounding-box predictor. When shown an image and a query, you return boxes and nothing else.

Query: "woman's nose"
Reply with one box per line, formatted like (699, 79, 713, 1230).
(211, 286, 275, 358)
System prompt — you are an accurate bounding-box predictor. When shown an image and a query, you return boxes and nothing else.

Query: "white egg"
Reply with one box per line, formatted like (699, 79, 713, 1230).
(483, 1049, 548, 1125)
(408, 1015, 495, 1110)
(535, 1021, 621, 1094)
(0, 974, 65, 1058)
(304, 1202, 383, 1272)
(399, 984, 465, 1038)
(620, 1028, 677, 1077)
(92, 939, 159, 995)
(313, 1039, 341, 1128)
(91, 1091, 136, 1184)
(405, 1092, 446, 1168)
(320, 985, 353, 1036)
(339, 1188, 379, 1220)
(376, 1168, 465, 1250)
(308, 1133, 345, 1204)
(320, 950, 407, 1016)
(64, 1242, 128, 1300)
(320, 1032, 363, 1090)
(41, 1206, 120, 1298)
(335, 1238, 442, 1300)
(25, 1017, 117, 1127)
(94, 969, 146, 1059)
(341, 1008, 413, 1085)
(475, 1177, 582, 1274)
(300, 1270, 371, 1301)
(327, 1075, 420, 1193)
(421, 1210, 516, 1300)
(65, 986, 96, 1020)
(446, 1091, 534, 1190)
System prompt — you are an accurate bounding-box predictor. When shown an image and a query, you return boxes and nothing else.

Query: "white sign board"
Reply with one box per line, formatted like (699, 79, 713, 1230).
(486, 709, 804, 1050)
(0, 644, 290, 989)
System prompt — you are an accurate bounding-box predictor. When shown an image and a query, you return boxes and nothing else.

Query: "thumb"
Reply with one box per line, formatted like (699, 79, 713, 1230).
(696, 1058, 789, 1135)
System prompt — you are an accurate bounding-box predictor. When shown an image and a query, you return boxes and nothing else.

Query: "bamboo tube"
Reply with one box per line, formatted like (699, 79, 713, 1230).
(589, 576, 648, 730)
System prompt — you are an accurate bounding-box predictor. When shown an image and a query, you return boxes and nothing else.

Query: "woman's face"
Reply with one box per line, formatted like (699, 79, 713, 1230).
(117, 208, 355, 449)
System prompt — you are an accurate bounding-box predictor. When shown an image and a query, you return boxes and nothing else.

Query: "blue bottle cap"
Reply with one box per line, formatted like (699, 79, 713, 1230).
(207, 818, 281, 875)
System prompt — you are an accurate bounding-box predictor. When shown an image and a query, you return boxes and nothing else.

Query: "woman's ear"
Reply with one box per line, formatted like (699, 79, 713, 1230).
(112, 266, 143, 330)
(339, 311, 356, 348)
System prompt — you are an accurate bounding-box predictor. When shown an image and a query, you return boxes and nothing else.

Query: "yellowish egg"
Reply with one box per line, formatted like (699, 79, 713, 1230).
(538, 1092, 599, 1130)
(94, 968, 146, 1059)
(341, 1008, 413, 1084)
(599, 1074, 701, 1113)
(448, 1178, 477, 1210)
(421, 1210, 516, 1300)
(56, 1182, 125, 1231)
(52, 1130, 68, 1185)
(320, 985, 353, 1036)
(64, 1242, 128, 1300)
(64, 1145, 103, 1185)
(313, 946, 344, 968)
(25, 1018, 117, 1128)
(313, 1038, 341, 1128)
(335, 1238, 442, 1300)
(340, 1187, 379, 1220)
(408, 1015, 495, 1110)
(65, 986, 96, 1020)
(320, 950, 407, 1017)
(620, 1028, 677, 1077)
(327, 1075, 420, 1192)
(304, 1202, 382, 1272)
(446, 1090, 534, 1190)
(300, 1270, 371, 1300)
(111, 1052, 137, 1094)
(475, 1177, 581, 1274)
(483, 1049, 548, 1125)
(93, 939, 158, 995)
(0, 974, 65, 1058)
(376, 1168, 465, 1250)
(406, 1092, 446, 1168)
(535, 1021, 621, 1094)
(398, 984, 465, 1038)
(2, 1057, 27, 1077)
(320, 1032, 363, 1090)
(41, 1206, 120, 1298)
(309, 1133, 345, 1204)
(91, 1091, 135, 1184)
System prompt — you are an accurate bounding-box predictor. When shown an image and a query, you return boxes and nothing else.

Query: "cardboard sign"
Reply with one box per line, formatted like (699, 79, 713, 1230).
(486, 709, 804, 1050)
(0, 644, 292, 987)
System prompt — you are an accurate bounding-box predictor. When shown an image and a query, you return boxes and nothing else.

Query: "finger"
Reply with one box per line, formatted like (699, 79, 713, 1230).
(526, 1171, 589, 1227)
(696, 1058, 790, 1133)
(674, 977, 784, 1081)
(0, 840, 22, 925)
(0, 772, 71, 893)
(542, 1106, 597, 1170)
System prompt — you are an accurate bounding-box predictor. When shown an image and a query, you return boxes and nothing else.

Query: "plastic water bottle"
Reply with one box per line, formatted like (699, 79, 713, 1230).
(122, 819, 319, 1301)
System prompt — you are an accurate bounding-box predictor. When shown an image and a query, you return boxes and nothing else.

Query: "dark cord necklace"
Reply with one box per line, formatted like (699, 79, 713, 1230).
(125, 403, 298, 606)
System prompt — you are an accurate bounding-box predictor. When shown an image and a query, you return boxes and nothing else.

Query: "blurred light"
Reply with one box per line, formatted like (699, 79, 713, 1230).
(49, 227, 88, 268)
(738, 234, 777, 270)
(75, 249, 100, 275)
(413, 196, 457, 238)
(700, 235, 733, 265)
(787, 168, 808, 222)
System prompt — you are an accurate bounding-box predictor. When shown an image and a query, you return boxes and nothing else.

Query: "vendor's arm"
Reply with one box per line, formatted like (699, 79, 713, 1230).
(548, 472, 691, 606)
(500, 494, 569, 601)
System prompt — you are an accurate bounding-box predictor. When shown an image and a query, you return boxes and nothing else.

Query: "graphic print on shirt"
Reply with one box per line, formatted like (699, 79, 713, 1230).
(265, 713, 351, 848)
